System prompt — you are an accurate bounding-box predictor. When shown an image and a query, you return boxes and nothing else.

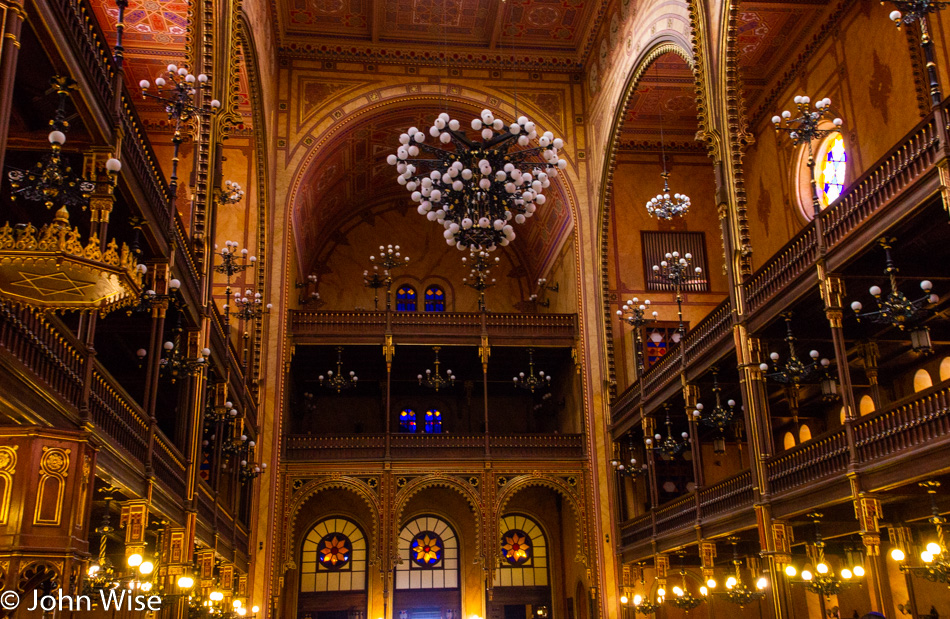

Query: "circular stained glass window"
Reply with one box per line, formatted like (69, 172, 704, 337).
(410, 531, 444, 567)
(317, 533, 352, 570)
(501, 529, 532, 565)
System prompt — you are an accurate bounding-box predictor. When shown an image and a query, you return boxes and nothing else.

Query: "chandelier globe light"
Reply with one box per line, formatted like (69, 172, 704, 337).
(388, 109, 566, 250)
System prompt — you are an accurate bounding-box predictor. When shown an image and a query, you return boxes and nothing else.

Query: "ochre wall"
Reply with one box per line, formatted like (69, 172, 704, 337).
(742, 5, 925, 271)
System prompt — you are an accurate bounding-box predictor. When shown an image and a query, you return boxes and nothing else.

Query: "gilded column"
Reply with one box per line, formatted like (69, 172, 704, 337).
(855, 495, 893, 614)
(0, 0, 24, 174)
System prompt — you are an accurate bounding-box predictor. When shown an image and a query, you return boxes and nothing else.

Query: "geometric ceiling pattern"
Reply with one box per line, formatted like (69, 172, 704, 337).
(293, 103, 571, 279)
(620, 52, 700, 148)
(276, 0, 603, 65)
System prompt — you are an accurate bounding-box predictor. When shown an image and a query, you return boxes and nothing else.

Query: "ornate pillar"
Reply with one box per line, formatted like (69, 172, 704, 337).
(859, 341, 883, 411)
(0, 0, 25, 174)
(0, 428, 97, 604)
(820, 274, 858, 425)
(888, 524, 917, 616)
(766, 520, 794, 619)
(120, 499, 150, 562)
(855, 495, 892, 614)
(196, 548, 216, 597)
(219, 563, 234, 605)
(641, 417, 659, 511)
(159, 524, 193, 619)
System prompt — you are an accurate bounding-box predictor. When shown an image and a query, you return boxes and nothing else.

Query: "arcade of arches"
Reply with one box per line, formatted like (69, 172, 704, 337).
(1, 0, 950, 618)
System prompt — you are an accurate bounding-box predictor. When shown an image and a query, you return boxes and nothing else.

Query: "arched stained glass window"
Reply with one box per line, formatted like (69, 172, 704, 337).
(399, 409, 417, 433)
(494, 514, 548, 587)
(396, 286, 417, 312)
(300, 517, 367, 592)
(424, 410, 442, 434)
(396, 516, 458, 590)
(424, 286, 446, 312)
(818, 134, 847, 208)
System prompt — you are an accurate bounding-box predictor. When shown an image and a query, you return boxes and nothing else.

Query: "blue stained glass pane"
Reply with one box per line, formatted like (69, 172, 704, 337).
(399, 409, 417, 433)
(424, 410, 442, 434)
(396, 286, 417, 312)
(424, 286, 446, 312)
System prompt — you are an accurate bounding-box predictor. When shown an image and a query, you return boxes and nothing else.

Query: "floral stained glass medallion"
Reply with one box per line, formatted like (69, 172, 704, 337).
(317, 533, 352, 571)
(820, 135, 846, 207)
(410, 531, 443, 567)
(501, 529, 532, 565)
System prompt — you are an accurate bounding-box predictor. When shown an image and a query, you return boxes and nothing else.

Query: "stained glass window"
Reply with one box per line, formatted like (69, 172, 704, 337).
(396, 286, 417, 312)
(301, 518, 366, 592)
(819, 135, 847, 207)
(396, 516, 458, 590)
(316, 533, 352, 571)
(424, 410, 442, 434)
(409, 531, 444, 567)
(494, 515, 548, 587)
(399, 409, 417, 433)
(424, 286, 446, 312)
(501, 529, 532, 565)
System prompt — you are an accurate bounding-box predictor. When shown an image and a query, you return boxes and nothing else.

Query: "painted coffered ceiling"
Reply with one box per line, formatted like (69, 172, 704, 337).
(274, 0, 607, 67)
(620, 51, 699, 149)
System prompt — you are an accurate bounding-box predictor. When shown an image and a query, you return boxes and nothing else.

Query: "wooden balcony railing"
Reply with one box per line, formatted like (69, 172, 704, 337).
(153, 431, 188, 498)
(88, 363, 149, 461)
(854, 382, 950, 462)
(698, 471, 754, 519)
(622, 380, 950, 553)
(290, 311, 578, 346)
(284, 433, 585, 461)
(766, 431, 850, 495)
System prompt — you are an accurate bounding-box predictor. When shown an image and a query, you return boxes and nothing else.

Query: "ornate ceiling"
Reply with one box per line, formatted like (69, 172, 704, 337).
(292, 103, 572, 280)
(620, 51, 699, 149)
(274, 0, 607, 66)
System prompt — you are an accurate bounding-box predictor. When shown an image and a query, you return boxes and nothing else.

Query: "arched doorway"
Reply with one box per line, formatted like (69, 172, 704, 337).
(394, 515, 461, 619)
(490, 514, 551, 619)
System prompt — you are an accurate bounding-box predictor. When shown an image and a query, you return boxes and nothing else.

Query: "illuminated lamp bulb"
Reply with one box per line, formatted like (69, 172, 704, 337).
(756, 577, 768, 590)
(706, 579, 716, 589)
(700, 586, 708, 596)
(252, 607, 260, 614)
(210, 591, 224, 602)
(785, 565, 797, 577)
(233, 601, 243, 609)
(841, 569, 852, 580)
(890, 548, 905, 561)
(726, 577, 736, 589)
(127, 553, 143, 567)
(801, 570, 813, 581)
(620, 596, 628, 605)
(177, 576, 195, 589)
(672, 586, 684, 597)
(657, 588, 665, 598)
(633, 595, 643, 606)
(139, 561, 154, 575)
(927, 542, 942, 555)
(921, 551, 934, 563)
(816, 563, 828, 574)
(853, 565, 865, 577)
(88, 564, 100, 577)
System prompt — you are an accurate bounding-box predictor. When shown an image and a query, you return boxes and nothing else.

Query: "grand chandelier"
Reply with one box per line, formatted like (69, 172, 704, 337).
(617, 296, 658, 375)
(418, 346, 455, 391)
(611, 434, 645, 479)
(646, 408, 689, 459)
(759, 313, 830, 386)
(645, 172, 690, 220)
(512, 348, 551, 393)
(388, 109, 565, 250)
(786, 514, 864, 596)
(693, 368, 737, 454)
(317, 347, 358, 393)
(0, 76, 143, 314)
(708, 539, 768, 607)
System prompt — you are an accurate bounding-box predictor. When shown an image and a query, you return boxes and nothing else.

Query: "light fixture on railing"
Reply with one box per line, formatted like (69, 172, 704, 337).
(851, 238, 938, 353)
(237, 437, 266, 484)
(772, 95, 843, 216)
(759, 313, 833, 388)
(233, 288, 272, 323)
(139, 63, 220, 195)
(462, 249, 499, 312)
(651, 251, 703, 337)
(296, 274, 321, 307)
(1, 76, 143, 314)
(617, 297, 658, 376)
(786, 513, 863, 597)
(646, 406, 689, 459)
(158, 311, 210, 383)
(611, 434, 646, 479)
(709, 538, 767, 607)
(512, 348, 552, 393)
(363, 244, 409, 310)
(418, 346, 455, 392)
(129, 274, 181, 314)
(529, 278, 558, 308)
(885, 2, 949, 106)
(388, 109, 565, 251)
(693, 368, 737, 454)
(317, 346, 358, 393)
(217, 180, 245, 206)
(214, 240, 257, 324)
(890, 481, 949, 584)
